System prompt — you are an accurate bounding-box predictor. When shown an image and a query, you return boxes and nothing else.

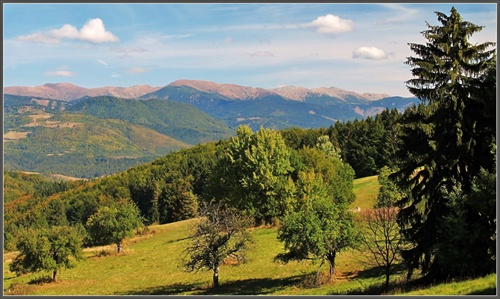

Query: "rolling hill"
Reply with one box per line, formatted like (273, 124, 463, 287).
(3, 94, 233, 178)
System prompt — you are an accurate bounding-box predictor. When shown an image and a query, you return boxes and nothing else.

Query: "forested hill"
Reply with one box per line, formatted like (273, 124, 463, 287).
(66, 96, 234, 145)
(3, 94, 234, 178)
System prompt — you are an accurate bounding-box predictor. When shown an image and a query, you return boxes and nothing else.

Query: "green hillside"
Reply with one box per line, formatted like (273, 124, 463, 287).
(67, 96, 234, 145)
(4, 175, 494, 295)
(4, 95, 235, 178)
(4, 111, 190, 178)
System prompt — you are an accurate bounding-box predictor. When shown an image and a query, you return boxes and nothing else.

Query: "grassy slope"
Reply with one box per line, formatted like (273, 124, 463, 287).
(4, 112, 191, 178)
(3, 176, 496, 295)
(351, 175, 379, 210)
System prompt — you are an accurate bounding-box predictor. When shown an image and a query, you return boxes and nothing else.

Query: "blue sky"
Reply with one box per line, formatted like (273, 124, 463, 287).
(3, 3, 497, 97)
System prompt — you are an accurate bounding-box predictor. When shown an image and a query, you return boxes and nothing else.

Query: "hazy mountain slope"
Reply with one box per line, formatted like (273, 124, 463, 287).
(140, 81, 418, 130)
(4, 83, 161, 101)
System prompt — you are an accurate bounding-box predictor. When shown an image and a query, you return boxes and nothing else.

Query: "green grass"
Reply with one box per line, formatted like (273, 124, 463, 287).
(3, 175, 495, 295)
(351, 175, 379, 210)
(403, 273, 496, 295)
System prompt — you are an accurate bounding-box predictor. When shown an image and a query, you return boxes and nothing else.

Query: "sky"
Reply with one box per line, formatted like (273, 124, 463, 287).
(3, 3, 497, 97)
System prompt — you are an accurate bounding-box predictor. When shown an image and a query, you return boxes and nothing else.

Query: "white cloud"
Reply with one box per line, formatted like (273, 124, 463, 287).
(44, 68, 76, 77)
(306, 14, 354, 34)
(352, 46, 387, 60)
(97, 59, 108, 67)
(17, 18, 119, 44)
(78, 18, 119, 43)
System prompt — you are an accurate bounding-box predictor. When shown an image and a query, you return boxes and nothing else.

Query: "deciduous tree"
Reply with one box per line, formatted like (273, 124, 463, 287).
(10, 226, 83, 282)
(209, 125, 295, 225)
(181, 200, 253, 288)
(85, 200, 143, 253)
(276, 145, 357, 284)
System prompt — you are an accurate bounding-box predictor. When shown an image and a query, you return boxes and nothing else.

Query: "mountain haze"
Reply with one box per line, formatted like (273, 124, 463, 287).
(4, 83, 161, 102)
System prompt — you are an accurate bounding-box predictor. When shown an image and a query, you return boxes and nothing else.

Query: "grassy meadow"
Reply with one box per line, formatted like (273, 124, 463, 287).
(3, 175, 496, 295)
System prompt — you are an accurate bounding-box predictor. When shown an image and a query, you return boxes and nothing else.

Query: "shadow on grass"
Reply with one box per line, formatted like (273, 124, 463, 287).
(468, 286, 496, 295)
(123, 274, 305, 295)
(199, 275, 304, 295)
(164, 236, 191, 245)
(329, 263, 408, 295)
(124, 282, 203, 295)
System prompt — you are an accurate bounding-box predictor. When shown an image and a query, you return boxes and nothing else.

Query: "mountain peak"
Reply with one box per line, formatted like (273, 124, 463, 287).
(270, 86, 312, 101)
(169, 79, 273, 100)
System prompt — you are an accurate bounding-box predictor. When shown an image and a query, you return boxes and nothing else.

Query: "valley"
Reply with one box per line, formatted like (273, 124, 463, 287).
(4, 80, 419, 179)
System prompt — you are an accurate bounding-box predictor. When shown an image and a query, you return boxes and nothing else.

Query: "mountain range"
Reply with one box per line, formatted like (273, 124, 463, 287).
(3, 79, 420, 178)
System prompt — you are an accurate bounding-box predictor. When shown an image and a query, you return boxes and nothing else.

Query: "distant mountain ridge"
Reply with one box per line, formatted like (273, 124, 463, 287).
(4, 83, 161, 102)
(4, 79, 420, 131)
(4, 80, 395, 103)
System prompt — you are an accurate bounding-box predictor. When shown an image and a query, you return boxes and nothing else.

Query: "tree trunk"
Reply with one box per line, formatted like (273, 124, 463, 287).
(117, 242, 122, 253)
(385, 266, 390, 291)
(52, 269, 58, 282)
(213, 265, 219, 288)
(327, 251, 337, 283)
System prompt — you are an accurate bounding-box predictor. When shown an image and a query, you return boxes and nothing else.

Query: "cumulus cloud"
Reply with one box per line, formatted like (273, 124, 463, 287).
(352, 46, 387, 60)
(249, 51, 274, 57)
(17, 18, 119, 44)
(306, 14, 354, 34)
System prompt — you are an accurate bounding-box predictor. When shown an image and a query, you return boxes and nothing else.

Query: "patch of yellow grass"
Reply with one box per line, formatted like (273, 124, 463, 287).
(4, 131, 30, 141)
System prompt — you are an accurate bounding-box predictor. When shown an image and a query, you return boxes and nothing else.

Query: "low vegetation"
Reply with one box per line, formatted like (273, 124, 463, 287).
(4, 176, 495, 295)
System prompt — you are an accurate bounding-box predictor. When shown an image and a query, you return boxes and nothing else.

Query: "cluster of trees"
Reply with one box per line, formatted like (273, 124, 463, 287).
(5, 6, 495, 290)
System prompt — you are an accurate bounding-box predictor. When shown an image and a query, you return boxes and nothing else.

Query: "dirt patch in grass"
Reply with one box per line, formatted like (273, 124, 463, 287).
(43, 121, 82, 128)
(49, 174, 87, 181)
(4, 131, 30, 141)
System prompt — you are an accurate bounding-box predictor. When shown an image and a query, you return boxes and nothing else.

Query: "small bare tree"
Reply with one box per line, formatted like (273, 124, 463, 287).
(359, 206, 402, 291)
(181, 200, 253, 288)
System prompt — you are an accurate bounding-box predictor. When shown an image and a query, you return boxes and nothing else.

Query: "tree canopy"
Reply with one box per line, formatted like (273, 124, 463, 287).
(85, 200, 143, 253)
(10, 226, 84, 282)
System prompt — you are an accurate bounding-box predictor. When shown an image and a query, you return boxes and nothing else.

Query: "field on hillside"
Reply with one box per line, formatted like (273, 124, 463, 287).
(3, 176, 496, 295)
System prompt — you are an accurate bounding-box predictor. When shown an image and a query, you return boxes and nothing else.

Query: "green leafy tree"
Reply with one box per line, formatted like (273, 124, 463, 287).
(10, 226, 83, 282)
(85, 200, 143, 253)
(181, 200, 253, 288)
(392, 7, 496, 281)
(276, 146, 357, 283)
(209, 125, 295, 225)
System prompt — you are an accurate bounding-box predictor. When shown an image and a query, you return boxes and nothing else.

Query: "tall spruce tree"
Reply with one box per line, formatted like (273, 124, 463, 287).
(391, 7, 496, 282)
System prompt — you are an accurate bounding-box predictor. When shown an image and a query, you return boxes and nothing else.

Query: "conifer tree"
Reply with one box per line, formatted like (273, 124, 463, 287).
(392, 7, 496, 281)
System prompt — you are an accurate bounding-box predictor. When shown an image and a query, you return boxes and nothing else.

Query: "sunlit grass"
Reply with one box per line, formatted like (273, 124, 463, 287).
(4, 175, 495, 295)
(351, 175, 379, 210)
(402, 273, 496, 295)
